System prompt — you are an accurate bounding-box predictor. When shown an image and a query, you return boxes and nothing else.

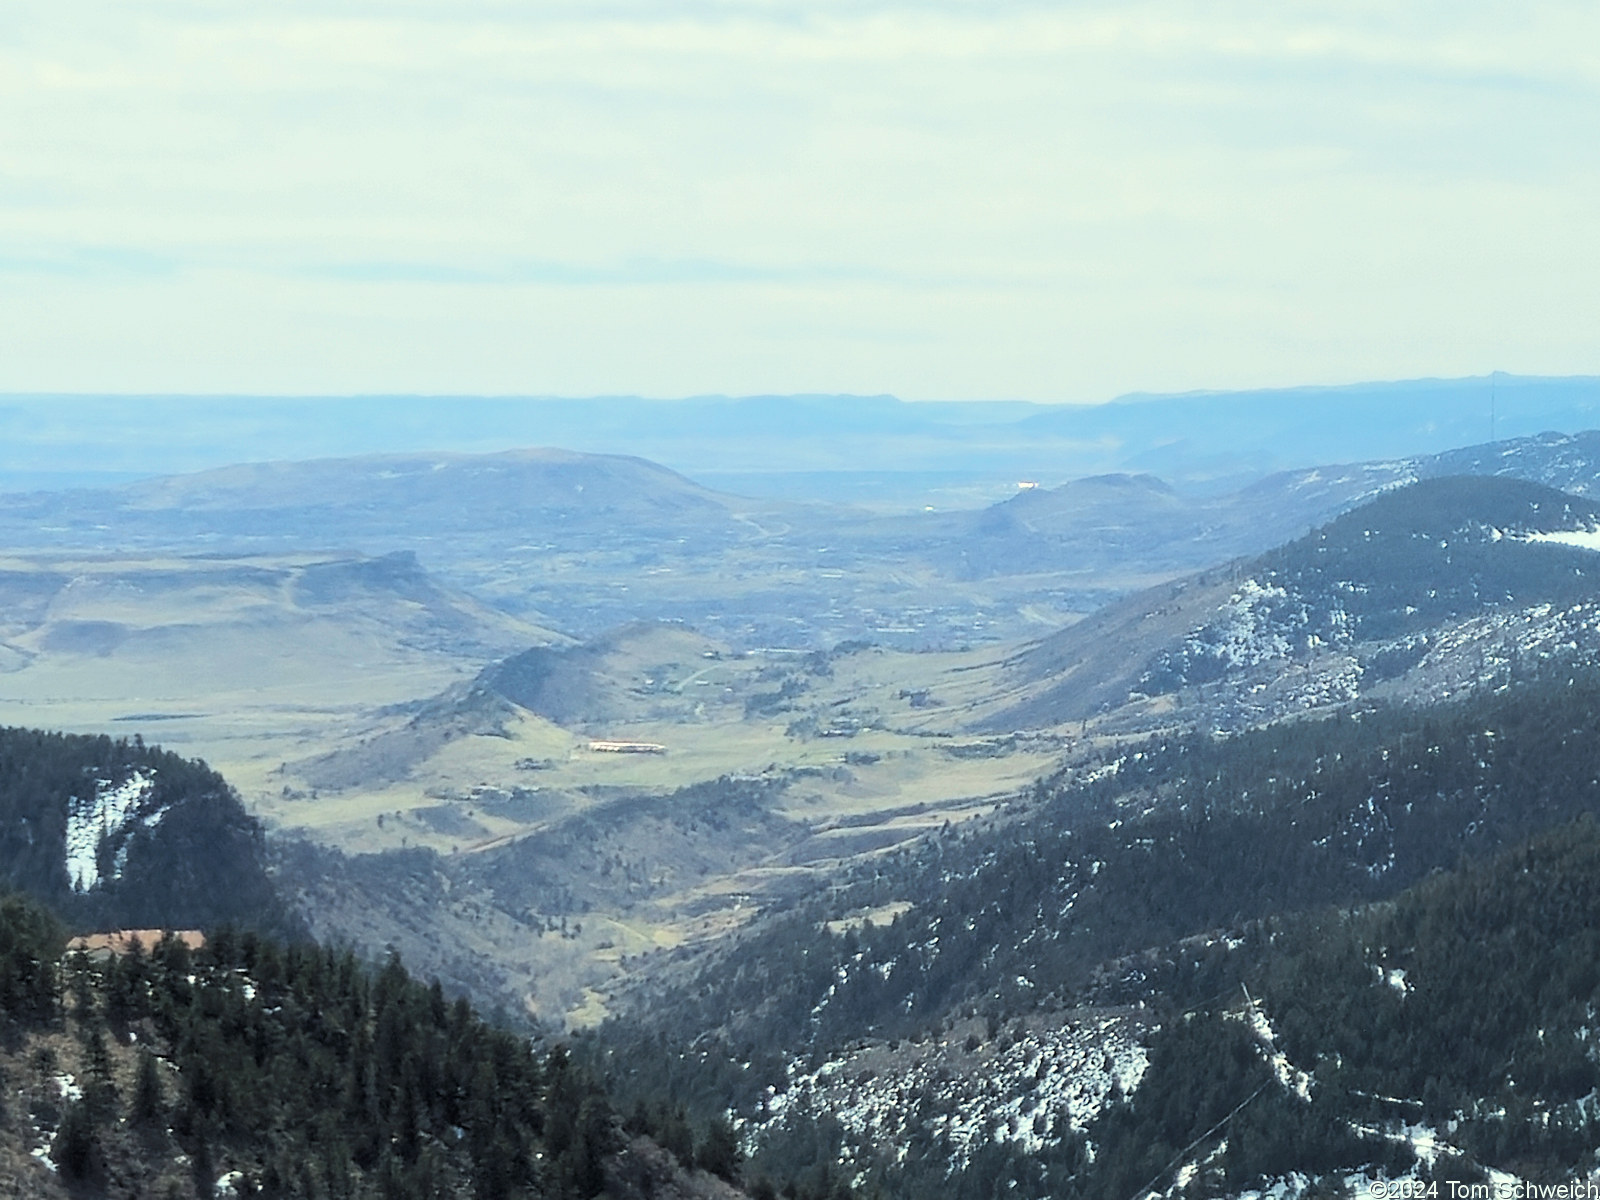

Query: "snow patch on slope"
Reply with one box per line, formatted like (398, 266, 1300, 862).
(1525, 528, 1600, 552)
(65, 770, 158, 891)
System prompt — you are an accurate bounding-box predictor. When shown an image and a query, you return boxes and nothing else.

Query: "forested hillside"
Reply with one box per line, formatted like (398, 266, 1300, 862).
(1077, 817, 1600, 1195)
(593, 661, 1600, 1196)
(992, 475, 1600, 730)
(625, 663, 1600, 1050)
(0, 727, 296, 937)
(1257, 475, 1600, 633)
(0, 896, 775, 1198)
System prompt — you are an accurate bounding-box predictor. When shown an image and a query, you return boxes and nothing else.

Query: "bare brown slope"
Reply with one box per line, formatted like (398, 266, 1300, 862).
(973, 568, 1241, 730)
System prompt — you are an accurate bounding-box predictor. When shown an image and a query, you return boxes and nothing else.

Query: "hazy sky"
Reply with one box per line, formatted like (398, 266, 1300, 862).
(2, 2, 1596, 401)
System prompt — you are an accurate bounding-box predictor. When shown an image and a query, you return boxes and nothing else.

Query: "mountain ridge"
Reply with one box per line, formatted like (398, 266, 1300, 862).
(987, 475, 1600, 731)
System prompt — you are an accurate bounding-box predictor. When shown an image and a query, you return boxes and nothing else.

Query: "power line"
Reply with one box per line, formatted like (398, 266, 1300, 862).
(1121, 1081, 1269, 1200)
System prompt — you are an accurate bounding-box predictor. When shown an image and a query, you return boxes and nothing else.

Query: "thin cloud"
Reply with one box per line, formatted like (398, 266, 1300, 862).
(0, 1, 1595, 397)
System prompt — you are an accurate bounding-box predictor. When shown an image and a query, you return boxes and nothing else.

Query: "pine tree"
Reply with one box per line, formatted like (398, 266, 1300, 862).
(133, 1046, 164, 1123)
(54, 1096, 102, 1181)
(697, 1115, 742, 1182)
(83, 1023, 117, 1119)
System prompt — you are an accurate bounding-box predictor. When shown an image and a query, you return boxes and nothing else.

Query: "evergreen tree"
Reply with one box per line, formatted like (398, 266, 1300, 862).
(133, 1046, 165, 1123)
(697, 1115, 742, 1182)
(54, 1096, 102, 1181)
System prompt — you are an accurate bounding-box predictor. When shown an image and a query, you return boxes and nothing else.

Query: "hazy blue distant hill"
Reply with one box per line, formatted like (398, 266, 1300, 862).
(0, 448, 751, 557)
(5, 375, 1599, 505)
(1018, 374, 1600, 482)
(15, 426, 1600, 653)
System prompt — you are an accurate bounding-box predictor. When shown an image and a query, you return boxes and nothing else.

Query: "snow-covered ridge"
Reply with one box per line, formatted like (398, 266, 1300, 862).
(65, 770, 159, 892)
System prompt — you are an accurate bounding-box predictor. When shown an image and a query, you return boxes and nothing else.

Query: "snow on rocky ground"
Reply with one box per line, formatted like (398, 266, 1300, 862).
(753, 1008, 1150, 1172)
(1373, 601, 1600, 707)
(1194, 580, 1302, 670)
(64, 769, 158, 891)
(27, 1071, 83, 1171)
(1152, 599, 1600, 734)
